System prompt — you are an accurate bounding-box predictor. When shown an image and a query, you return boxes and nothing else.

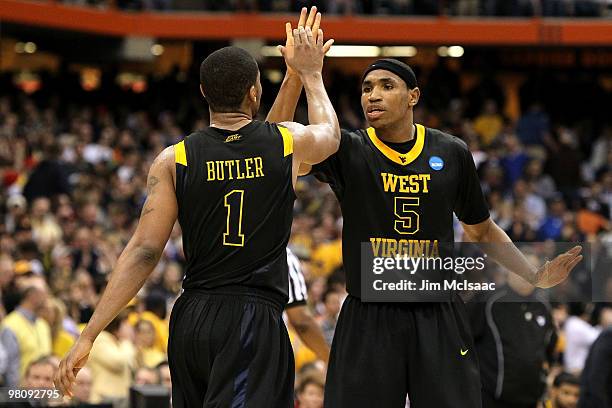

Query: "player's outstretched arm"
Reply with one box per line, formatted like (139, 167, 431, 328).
(286, 305, 330, 364)
(279, 26, 339, 173)
(54, 147, 178, 397)
(267, 7, 332, 124)
(461, 217, 582, 288)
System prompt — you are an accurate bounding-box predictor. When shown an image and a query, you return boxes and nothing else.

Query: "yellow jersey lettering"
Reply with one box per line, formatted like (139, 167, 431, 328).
(381, 172, 431, 194)
(205, 157, 265, 181)
(226, 160, 235, 180)
(235, 159, 245, 179)
(244, 158, 254, 179)
(419, 174, 431, 193)
(207, 161, 216, 181)
(254, 157, 264, 177)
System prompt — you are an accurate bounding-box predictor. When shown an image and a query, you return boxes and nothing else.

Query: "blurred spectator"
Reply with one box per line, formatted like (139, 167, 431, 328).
(0, 277, 51, 386)
(578, 326, 612, 408)
(320, 289, 342, 346)
(134, 366, 160, 386)
(73, 366, 94, 404)
(39, 297, 76, 359)
(468, 259, 557, 408)
(134, 319, 165, 368)
(473, 99, 504, 147)
(538, 195, 566, 241)
(547, 372, 580, 408)
(500, 134, 530, 188)
(22, 143, 71, 202)
(296, 373, 325, 408)
(22, 355, 56, 388)
(156, 361, 171, 389)
(563, 303, 601, 374)
(88, 311, 135, 404)
(516, 102, 551, 148)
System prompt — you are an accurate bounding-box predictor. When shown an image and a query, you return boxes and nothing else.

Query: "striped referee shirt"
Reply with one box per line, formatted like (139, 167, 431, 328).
(286, 248, 307, 308)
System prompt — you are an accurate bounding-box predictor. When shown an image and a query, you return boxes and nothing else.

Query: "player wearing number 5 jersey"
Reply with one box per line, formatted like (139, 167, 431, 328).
(54, 17, 339, 408)
(278, 52, 583, 406)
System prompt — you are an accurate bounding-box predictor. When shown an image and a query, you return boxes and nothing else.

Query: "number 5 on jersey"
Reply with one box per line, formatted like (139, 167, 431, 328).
(224, 190, 245, 246)
(394, 196, 420, 234)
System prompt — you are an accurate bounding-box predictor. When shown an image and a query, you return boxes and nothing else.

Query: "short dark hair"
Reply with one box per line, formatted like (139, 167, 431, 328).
(553, 372, 580, 388)
(200, 46, 259, 112)
(296, 374, 325, 395)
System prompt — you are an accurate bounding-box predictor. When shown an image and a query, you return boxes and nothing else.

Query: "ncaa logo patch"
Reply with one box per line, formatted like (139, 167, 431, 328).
(429, 156, 444, 171)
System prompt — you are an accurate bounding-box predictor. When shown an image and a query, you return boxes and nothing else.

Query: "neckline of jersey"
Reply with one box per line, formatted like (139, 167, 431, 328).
(366, 123, 426, 165)
(207, 120, 259, 139)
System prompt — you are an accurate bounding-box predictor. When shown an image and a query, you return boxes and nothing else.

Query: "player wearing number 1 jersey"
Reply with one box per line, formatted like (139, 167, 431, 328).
(55, 23, 339, 408)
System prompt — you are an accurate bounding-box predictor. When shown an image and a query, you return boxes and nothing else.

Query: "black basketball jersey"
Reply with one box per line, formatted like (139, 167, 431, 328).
(311, 124, 490, 298)
(174, 120, 296, 302)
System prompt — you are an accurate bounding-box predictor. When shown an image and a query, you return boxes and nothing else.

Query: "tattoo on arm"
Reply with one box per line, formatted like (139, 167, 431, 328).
(141, 206, 154, 217)
(147, 176, 160, 195)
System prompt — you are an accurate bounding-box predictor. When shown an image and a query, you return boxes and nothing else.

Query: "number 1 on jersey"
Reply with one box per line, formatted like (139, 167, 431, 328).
(223, 190, 245, 246)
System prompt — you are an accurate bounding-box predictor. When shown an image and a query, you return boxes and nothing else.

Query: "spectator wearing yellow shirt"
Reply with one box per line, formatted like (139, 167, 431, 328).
(473, 99, 504, 147)
(88, 311, 135, 404)
(0, 276, 52, 386)
(40, 297, 75, 359)
(134, 319, 166, 368)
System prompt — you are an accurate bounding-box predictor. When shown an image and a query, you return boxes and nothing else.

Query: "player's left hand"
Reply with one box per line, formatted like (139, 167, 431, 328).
(54, 336, 93, 398)
(281, 6, 332, 76)
(534, 245, 583, 288)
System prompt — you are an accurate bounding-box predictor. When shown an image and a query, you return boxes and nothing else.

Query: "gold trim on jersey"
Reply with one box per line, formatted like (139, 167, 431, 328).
(175, 140, 187, 166)
(278, 126, 294, 157)
(367, 123, 425, 165)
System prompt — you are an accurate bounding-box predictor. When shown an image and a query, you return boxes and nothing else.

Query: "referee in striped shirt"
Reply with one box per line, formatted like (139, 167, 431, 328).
(285, 248, 330, 364)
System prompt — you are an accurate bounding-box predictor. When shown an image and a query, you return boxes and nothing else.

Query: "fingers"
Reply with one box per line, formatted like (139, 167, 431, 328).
(298, 26, 308, 46)
(305, 26, 314, 46)
(312, 12, 321, 34)
(305, 6, 317, 29)
(566, 254, 583, 272)
(293, 28, 302, 46)
(285, 22, 294, 46)
(278, 45, 286, 58)
(323, 39, 334, 54)
(297, 7, 307, 28)
(317, 29, 324, 47)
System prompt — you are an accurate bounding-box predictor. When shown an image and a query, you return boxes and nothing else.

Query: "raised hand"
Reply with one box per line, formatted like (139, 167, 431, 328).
(534, 245, 583, 288)
(280, 6, 333, 77)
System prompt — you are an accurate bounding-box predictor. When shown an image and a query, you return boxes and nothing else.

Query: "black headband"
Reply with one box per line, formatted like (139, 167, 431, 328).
(361, 59, 418, 89)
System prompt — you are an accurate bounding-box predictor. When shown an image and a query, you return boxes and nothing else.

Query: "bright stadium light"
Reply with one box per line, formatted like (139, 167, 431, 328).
(261, 45, 381, 58)
(14, 42, 25, 54)
(447, 46, 464, 58)
(151, 44, 164, 56)
(326, 45, 380, 58)
(24, 42, 37, 54)
(381, 46, 417, 57)
(260, 46, 282, 57)
(437, 46, 449, 57)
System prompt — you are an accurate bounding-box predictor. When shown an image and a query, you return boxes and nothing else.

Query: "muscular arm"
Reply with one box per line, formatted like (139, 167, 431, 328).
(461, 217, 582, 288)
(266, 73, 302, 124)
(281, 70, 340, 183)
(80, 147, 178, 342)
(286, 305, 330, 364)
(462, 218, 539, 285)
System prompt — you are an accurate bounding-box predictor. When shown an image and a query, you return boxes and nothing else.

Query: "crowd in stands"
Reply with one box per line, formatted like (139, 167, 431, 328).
(0, 54, 611, 407)
(57, 0, 612, 17)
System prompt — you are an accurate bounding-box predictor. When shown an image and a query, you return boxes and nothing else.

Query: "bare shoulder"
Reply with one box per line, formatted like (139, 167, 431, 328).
(278, 121, 306, 137)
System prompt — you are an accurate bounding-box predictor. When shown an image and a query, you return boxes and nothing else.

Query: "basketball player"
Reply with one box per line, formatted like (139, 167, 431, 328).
(272, 35, 583, 408)
(54, 25, 338, 407)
